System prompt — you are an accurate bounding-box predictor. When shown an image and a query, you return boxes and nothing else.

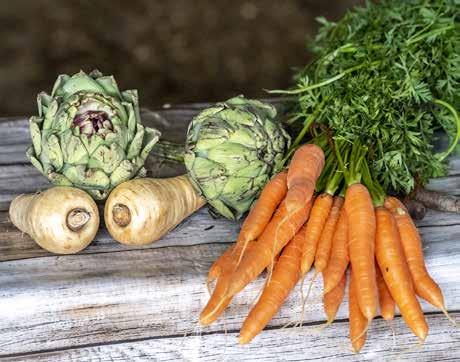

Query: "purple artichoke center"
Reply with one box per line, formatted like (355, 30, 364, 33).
(73, 111, 113, 137)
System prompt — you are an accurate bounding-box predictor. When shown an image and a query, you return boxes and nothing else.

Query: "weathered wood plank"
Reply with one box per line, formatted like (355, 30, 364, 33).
(1, 198, 458, 262)
(0, 222, 458, 356)
(5, 312, 458, 362)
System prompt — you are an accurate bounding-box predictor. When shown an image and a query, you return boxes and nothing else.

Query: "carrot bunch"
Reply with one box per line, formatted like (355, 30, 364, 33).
(200, 141, 452, 352)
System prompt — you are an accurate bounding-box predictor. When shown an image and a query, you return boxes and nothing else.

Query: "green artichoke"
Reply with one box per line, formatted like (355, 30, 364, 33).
(27, 70, 160, 200)
(184, 96, 290, 220)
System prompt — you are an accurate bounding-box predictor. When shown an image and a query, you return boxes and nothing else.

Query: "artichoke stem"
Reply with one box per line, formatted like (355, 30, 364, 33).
(151, 139, 185, 163)
(112, 204, 132, 227)
(66, 208, 92, 231)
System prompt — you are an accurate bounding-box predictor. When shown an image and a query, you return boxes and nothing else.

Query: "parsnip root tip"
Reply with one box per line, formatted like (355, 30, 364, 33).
(112, 204, 131, 227)
(66, 208, 91, 231)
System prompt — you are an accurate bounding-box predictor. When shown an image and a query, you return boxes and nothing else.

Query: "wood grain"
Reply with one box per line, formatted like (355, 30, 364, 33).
(5, 312, 459, 361)
(0, 220, 458, 356)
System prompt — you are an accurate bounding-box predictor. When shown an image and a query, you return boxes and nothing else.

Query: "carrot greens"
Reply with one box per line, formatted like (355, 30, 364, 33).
(273, 0, 459, 195)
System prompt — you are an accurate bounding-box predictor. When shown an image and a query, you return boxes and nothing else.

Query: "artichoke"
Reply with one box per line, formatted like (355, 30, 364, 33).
(184, 96, 290, 220)
(27, 70, 160, 200)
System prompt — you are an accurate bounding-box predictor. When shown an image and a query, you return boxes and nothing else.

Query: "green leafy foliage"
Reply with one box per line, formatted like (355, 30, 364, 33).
(277, 0, 459, 195)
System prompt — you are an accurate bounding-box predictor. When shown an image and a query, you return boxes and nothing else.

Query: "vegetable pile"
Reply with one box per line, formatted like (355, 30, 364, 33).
(201, 145, 454, 350)
(201, 0, 459, 351)
(7, 0, 459, 353)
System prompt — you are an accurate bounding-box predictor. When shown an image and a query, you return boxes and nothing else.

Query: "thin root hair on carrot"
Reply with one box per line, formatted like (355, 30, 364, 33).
(297, 271, 319, 328)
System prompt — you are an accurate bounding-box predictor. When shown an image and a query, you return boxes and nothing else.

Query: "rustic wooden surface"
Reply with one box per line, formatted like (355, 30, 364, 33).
(0, 104, 459, 361)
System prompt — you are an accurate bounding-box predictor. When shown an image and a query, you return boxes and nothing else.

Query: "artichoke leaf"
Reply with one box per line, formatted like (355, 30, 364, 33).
(47, 172, 73, 186)
(127, 124, 144, 160)
(42, 99, 59, 130)
(53, 71, 106, 98)
(26, 148, 44, 175)
(37, 92, 53, 118)
(63, 165, 110, 190)
(61, 131, 89, 165)
(110, 159, 137, 187)
(95, 75, 122, 99)
(88, 143, 124, 174)
(50, 74, 70, 97)
(206, 142, 258, 173)
(29, 117, 43, 156)
(192, 106, 225, 124)
(207, 199, 238, 220)
(122, 89, 141, 122)
(140, 127, 161, 160)
(126, 102, 137, 143)
(187, 157, 227, 200)
(226, 126, 259, 149)
(41, 132, 64, 171)
(218, 108, 254, 128)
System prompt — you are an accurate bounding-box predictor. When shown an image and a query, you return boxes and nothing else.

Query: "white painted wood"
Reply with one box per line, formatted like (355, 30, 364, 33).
(5, 312, 459, 362)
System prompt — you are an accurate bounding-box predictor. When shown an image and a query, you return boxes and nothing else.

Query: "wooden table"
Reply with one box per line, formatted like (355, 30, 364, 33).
(0, 103, 459, 361)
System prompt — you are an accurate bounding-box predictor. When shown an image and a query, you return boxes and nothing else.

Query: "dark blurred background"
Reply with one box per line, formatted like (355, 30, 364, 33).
(0, 0, 362, 116)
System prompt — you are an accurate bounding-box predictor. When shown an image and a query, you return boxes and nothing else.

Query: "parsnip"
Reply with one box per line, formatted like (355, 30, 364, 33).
(9, 186, 99, 254)
(105, 175, 206, 245)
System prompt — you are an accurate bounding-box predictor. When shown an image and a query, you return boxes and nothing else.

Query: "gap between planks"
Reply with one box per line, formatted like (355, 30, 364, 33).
(0, 311, 456, 361)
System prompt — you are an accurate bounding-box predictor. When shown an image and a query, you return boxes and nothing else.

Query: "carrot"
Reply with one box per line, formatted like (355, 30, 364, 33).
(9, 186, 99, 254)
(349, 268, 368, 353)
(384, 196, 446, 311)
(237, 171, 287, 246)
(300, 193, 333, 275)
(315, 196, 344, 273)
(376, 261, 395, 321)
(322, 207, 349, 293)
(323, 272, 346, 324)
(344, 183, 377, 320)
(228, 200, 312, 295)
(207, 244, 236, 283)
(207, 242, 254, 283)
(200, 199, 312, 324)
(201, 242, 256, 326)
(375, 207, 428, 341)
(239, 231, 304, 344)
(286, 144, 325, 212)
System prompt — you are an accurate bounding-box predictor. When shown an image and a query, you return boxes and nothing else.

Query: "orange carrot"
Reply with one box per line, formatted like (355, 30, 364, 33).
(323, 272, 346, 324)
(376, 261, 395, 321)
(384, 196, 446, 311)
(286, 144, 325, 212)
(200, 199, 312, 324)
(201, 243, 256, 325)
(375, 207, 428, 341)
(322, 207, 349, 293)
(345, 183, 377, 320)
(315, 196, 344, 273)
(228, 199, 312, 298)
(349, 268, 368, 353)
(239, 231, 304, 344)
(300, 193, 333, 275)
(207, 244, 236, 283)
(237, 171, 287, 246)
(207, 241, 256, 283)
